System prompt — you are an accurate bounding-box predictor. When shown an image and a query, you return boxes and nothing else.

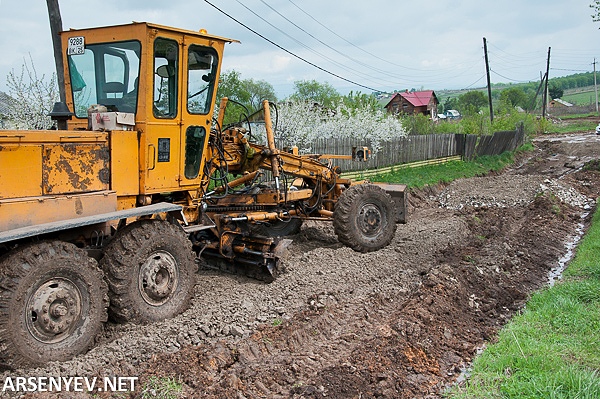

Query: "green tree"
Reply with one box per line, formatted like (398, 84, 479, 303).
(548, 83, 564, 100)
(441, 97, 459, 114)
(498, 87, 528, 112)
(217, 70, 250, 105)
(288, 80, 340, 108)
(216, 70, 277, 125)
(244, 78, 277, 110)
(341, 91, 380, 113)
(458, 91, 487, 115)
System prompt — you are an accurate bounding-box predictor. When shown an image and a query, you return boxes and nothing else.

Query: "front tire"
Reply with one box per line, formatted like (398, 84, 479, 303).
(101, 220, 196, 324)
(333, 184, 397, 252)
(0, 241, 108, 367)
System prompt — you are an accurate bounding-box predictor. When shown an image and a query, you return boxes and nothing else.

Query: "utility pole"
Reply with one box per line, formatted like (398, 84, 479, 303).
(483, 37, 494, 122)
(542, 47, 551, 119)
(46, 0, 65, 103)
(528, 72, 546, 113)
(594, 58, 598, 114)
(46, 0, 73, 130)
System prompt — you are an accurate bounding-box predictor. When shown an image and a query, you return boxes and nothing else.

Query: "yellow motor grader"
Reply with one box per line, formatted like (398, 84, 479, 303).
(0, 22, 406, 367)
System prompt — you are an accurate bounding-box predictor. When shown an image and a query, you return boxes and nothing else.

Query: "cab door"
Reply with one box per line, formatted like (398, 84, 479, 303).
(144, 36, 182, 193)
(178, 38, 221, 189)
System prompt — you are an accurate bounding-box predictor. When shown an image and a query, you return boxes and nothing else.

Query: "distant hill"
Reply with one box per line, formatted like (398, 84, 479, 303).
(433, 72, 598, 107)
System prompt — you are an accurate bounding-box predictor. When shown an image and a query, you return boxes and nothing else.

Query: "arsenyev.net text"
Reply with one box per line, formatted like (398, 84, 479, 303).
(2, 376, 138, 392)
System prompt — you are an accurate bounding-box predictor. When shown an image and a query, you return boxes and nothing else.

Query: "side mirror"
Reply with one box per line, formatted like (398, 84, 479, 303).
(156, 65, 174, 78)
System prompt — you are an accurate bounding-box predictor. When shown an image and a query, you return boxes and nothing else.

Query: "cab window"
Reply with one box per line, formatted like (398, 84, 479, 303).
(153, 38, 179, 118)
(184, 125, 207, 179)
(68, 40, 141, 117)
(187, 46, 218, 115)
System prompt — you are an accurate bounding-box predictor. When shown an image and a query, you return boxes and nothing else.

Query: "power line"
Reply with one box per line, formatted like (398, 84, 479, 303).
(286, 0, 423, 72)
(203, 0, 381, 92)
(462, 74, 487, 90)
(490, 69, 537, 83)
(230, 0, 404, 87)
(257, 0, 406, 83)
(550, 67, 592, 73)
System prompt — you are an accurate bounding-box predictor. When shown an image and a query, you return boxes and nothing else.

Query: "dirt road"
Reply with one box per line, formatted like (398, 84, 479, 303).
(10, 132, 600, 399)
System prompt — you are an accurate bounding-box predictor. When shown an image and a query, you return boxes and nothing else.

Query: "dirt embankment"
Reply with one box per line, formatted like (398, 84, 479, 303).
(11, 132, 600, 399)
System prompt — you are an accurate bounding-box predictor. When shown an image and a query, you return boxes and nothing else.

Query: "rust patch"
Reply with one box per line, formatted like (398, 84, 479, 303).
(74, 197, 84, 215)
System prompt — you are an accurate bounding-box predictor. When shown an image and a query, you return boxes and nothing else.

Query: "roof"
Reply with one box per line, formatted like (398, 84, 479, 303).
(384, 90, 437, 108)
(551, 98, 573, 107)
(62, 21, 239, 44)
(400, 90, 436, 107)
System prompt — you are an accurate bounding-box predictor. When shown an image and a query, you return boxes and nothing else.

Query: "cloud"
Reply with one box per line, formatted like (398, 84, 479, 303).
(1, 0, 600, 97)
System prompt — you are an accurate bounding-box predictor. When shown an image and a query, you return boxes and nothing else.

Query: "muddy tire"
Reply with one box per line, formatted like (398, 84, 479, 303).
(252, 218, 303, 237)
(101, 220, 196, 324)
(333, 184, 397, 252)
(0, 241, 108, 367)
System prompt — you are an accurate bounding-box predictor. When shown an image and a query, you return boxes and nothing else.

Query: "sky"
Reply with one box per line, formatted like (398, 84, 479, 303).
(1, 0, 600, 99)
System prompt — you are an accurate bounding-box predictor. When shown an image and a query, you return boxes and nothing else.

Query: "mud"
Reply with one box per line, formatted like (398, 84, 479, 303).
(8, 132, 600, 399)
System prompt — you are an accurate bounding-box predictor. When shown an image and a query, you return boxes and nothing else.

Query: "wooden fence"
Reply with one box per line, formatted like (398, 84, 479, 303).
(302, 124, 525, 173)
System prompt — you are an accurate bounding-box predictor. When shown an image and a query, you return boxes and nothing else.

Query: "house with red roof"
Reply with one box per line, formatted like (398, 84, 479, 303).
(384, 90, 439, 118)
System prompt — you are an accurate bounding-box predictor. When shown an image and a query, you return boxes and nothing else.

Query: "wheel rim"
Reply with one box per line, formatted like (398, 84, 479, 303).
(357, 203, 385, 237)
(138, 250, 179, 306)
(26, 278, 83, 344)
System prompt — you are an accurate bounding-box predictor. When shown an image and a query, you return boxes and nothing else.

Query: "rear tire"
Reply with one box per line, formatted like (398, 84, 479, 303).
(333, 184, 397, 252)
(101, 220, 196, 324)
(0, 241, 108, 367)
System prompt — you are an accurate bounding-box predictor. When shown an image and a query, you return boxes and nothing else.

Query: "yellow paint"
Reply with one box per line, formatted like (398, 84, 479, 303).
(0, 145, 43, 198)
(110, 131, 139, 196)
(0, 191, 116, 232)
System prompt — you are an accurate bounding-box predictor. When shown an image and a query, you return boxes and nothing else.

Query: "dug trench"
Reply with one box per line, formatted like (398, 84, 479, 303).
(14, 132, 600, 399)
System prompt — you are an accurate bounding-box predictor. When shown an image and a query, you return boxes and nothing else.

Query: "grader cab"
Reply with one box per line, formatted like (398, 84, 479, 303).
(0, 22, 405, 367)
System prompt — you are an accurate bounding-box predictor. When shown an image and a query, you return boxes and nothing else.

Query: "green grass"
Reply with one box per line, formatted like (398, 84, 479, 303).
(140, 376, 183, 399)
(557, 113, 598, 120)
(370, 144, 533, 189)
(562, 90, 597, 106)
(447, 204, 600, 399)
(546, 119, 598, 135)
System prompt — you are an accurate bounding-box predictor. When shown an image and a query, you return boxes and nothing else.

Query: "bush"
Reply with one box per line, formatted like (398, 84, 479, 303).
(400, 113, 436, 135)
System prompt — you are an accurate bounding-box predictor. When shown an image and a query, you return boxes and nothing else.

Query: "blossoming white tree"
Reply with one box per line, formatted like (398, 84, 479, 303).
(269, 100, 407, 154)
(5, 55, 59, 130)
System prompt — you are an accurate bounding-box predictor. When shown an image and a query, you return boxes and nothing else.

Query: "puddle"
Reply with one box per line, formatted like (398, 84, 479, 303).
(548, 212, 589, 286)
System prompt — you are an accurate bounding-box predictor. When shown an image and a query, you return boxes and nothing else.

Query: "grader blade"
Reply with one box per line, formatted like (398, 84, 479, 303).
(201, 236, 292, 282)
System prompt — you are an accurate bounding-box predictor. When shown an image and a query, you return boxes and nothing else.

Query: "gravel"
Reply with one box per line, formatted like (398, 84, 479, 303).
(439, 175, 594, 210)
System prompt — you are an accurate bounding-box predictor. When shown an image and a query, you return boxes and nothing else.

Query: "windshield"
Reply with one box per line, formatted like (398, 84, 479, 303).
(68, 40, 141, 118)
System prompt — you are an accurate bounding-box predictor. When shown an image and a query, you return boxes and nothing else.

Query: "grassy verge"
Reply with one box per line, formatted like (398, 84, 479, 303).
(447, 204, 600, 399)
(370, 143, 534, 189)
(546, 119, 598, 135)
